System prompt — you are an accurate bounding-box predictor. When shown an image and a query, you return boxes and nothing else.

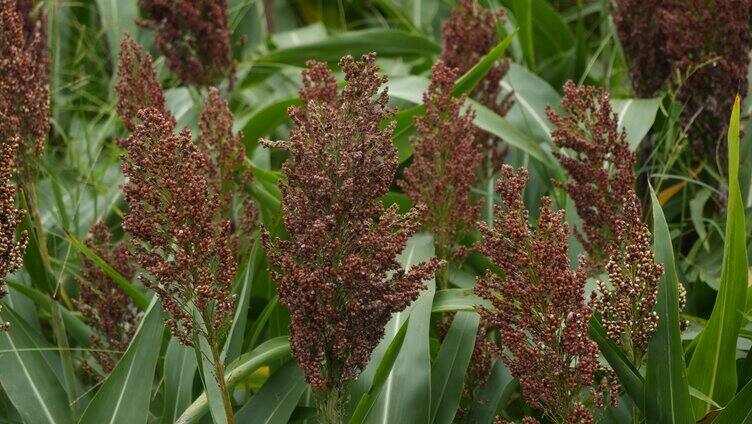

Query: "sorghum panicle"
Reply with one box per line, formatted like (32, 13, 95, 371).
(77, 223, 140, 377)
(441, 0, 513, 169)
(661, 0, 751, 155)
(263, 54, 441, 390)
(198, 88, 255, 232)
(590, 195, 662, 360)
(475, 165, 615, 423)
(120, 108, 237, 346)
(400, 61, 481, 258)
(0, 136, 26, 331)
(612, 0, 669, 97)
(138, 0, 234, 86)
(116, 34, 174, 134)
(614, 0, 751, 156)
(547, 81, 635, 263)
(0, 0, 50, 177)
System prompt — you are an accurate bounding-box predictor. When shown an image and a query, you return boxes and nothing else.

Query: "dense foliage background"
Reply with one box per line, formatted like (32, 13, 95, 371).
(1, 0, 752, 423)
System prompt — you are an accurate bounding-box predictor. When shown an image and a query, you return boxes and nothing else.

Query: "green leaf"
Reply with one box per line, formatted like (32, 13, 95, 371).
(175, 337, 292, 423)
(589, 317, 645, 408)
(253, 29, 440, 67)
(350, 234, 435, 423)
(234, 361, 308, 424)
(65, 232, 149, 310)
(645, 187, 694, 423)
(512, 0, 535, 71)
(80, 300, 164, 424)
(430, 311, 479, 424)
(466, 361, 514, 423)
(237, 97, 301, 154)
(0, 307, 74, 424)
(349, 318, 410, 424)
(687, 96, 748, 416)
(611, 98, 661, 151)
(431, 289, 489, 313)
(714, 380, 752, 423)
(162, 339, 198, 424)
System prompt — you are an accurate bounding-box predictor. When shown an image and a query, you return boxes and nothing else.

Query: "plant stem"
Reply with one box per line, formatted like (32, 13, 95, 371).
(210, 336, 235, 424)
(316, 388, 345, 424)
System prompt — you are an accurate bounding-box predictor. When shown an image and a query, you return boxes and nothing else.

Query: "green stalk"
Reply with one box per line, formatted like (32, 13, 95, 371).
(206, 324, 235, 424)
(315, 387, 345, 424)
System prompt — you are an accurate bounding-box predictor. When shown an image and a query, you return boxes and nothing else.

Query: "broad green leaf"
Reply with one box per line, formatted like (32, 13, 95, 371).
(162, 339, 198, 424)
(234, 361, 308, 424)
(80, 300, 164, 424)
(254, 29, 440, 67)
(431, 289, 489, 313)
(687, 97, 747, 417)
(589, 317, 645, 409)
(65, 232, 149, 310)
(237, 97, 301, 154)
(350, 319, 410, 424)
(611, 98, 661, 151)
(430, 311, 479, 424)
(0, 307, 73, 424)
(714, 380, 752, 423)
(176, 337, 292, 423)
(466, 361, 514, 423)
(645, 187, 694, 423)
(501, 63, 560, 143)
(350, 233, 435, 424)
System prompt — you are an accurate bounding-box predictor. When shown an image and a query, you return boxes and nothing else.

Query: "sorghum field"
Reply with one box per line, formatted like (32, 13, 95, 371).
(1, 0, 751, 423)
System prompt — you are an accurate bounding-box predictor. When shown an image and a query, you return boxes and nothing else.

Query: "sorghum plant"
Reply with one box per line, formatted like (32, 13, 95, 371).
(475, 165, 617, 423)
(77, 223, 139, 378)
(614, 0, 751, 158)
(441, 0, 513, 173)
(138, 0, 234, 86)
(119, 107, 237, 421)
(400, 61, 481, 289)
(549, 81, 663, 364)
(0, 0, 47, 328)
(263, 54, 441, 424)
(547, 81, 635, 264)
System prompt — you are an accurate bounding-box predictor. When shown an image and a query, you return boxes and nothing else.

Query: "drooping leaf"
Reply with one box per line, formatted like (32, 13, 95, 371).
(234, 361, 308, 424)
(175, 337, 292, 423)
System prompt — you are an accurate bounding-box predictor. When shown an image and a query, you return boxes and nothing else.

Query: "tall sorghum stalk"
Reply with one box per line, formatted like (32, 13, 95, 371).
(116, 35, 247, 423)
(475, 166, 618, 423)
(262, 54, 441, 423)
